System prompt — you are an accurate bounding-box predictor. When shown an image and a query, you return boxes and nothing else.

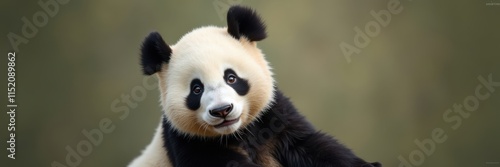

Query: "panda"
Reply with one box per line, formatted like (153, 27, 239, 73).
(129, 5, 381, 167)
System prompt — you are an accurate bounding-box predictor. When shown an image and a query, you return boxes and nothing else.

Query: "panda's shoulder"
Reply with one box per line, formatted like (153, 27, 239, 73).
(252, 90, 317, 137)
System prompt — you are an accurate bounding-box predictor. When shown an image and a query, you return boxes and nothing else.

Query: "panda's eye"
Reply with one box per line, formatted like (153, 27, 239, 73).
(227, 74, 237, 84)
(192, 85, 203, 95)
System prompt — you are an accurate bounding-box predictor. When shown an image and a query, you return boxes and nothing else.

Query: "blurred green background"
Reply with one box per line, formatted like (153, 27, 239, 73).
(1, 0, 499, 166)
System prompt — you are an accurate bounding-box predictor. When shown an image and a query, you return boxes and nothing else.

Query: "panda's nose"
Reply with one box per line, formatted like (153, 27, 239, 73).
(209, 104, 233, 118)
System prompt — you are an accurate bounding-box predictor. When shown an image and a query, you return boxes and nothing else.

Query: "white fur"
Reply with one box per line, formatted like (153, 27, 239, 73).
(128, 122, 171, 167)
(129, 26, 275, 166)
(200, 84, 244, 134)
(158, 26, 274, 137)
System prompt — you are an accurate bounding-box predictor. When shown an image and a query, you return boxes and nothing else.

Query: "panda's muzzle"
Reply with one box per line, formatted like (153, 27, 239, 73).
(209, 104, 233, 118)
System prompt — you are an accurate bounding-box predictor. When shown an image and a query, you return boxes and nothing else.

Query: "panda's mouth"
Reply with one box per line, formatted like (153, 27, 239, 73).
(214, 117, 240, 128)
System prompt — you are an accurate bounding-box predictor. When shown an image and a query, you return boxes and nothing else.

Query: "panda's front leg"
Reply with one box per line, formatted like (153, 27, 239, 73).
(277, 132, 381, 167)
(304, 132, 382, 167)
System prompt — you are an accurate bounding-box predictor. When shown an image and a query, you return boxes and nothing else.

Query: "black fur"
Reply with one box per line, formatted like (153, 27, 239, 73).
(140, 32, 171, 75)
(227, 6, 267, 41)
(163, 90, 381, 167)
(224, 69, 250, 96)
(185, 79, 204, 110)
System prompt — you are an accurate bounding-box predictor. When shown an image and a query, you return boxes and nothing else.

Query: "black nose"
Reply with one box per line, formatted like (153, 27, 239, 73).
(209, 104, 233, 118)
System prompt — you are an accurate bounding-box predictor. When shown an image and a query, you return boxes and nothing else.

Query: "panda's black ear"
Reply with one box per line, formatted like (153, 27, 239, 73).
(140, 32, 172, 75)
(227, 6, 267, 42)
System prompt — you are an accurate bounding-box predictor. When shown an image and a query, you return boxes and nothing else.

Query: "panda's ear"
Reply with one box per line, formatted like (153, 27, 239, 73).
(227, 5, 267, 42)
(140, 32, 172, 75)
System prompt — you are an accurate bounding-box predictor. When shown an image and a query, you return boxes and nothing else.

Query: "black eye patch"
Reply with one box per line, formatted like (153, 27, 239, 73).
(185, 79, 204, 110)
(224, 69, 250, 96)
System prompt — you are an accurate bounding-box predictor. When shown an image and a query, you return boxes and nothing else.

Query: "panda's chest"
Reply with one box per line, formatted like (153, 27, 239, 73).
(237, 138, 282, 167)
(255, 152, 281, 167)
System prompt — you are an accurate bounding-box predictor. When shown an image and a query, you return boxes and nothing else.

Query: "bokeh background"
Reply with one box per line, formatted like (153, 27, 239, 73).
(1, 0, 499, 166)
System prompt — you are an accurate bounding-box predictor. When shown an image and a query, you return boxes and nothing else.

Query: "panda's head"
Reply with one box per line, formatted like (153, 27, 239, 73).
(140, 6, 274, 137)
